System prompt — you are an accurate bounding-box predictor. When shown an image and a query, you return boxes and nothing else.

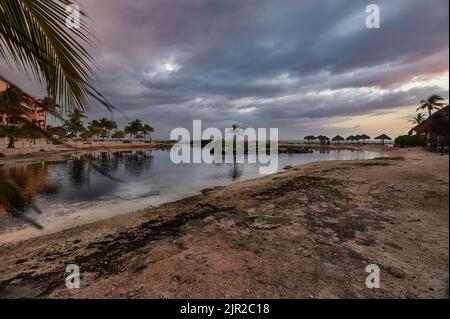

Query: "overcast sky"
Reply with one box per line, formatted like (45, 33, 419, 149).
(1, 0, 448, 139)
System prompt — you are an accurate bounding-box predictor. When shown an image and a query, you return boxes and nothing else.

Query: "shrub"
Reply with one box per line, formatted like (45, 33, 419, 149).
(0, 152, 5, 158)
(122, 140, 132, 144)
(394, 135, 426, 148)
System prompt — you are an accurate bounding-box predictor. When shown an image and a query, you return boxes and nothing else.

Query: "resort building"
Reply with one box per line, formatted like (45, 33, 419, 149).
(409, 105, 449, 147)
(0, 79, 47, 130)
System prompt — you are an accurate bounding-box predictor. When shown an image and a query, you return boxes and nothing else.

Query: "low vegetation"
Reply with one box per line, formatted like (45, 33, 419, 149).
(394, 135, 427, 148)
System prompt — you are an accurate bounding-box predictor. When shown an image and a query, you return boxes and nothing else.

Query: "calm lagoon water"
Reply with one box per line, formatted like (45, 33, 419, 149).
(0, 148, 383, 242)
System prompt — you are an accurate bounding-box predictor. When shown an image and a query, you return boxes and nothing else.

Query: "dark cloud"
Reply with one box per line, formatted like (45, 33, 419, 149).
(1, 0, 448, 138)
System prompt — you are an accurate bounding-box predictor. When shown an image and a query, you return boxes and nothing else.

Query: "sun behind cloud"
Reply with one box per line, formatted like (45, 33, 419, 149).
(164, 63, 180, 73)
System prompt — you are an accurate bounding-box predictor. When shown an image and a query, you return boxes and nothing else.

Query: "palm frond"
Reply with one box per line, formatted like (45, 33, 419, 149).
(0, 0, 116, 114)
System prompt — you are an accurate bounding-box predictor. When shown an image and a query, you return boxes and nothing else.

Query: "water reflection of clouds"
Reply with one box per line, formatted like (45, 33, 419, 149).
(0, 149, 383, 235)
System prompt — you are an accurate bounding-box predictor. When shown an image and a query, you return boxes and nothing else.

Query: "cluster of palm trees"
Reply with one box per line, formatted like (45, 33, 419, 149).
(124, 120, 154, 142)
(0, 120, 44, 149)
(56, 110, 154, 143)
(410, 94, 446, 126)
(1, 82, 155, 148)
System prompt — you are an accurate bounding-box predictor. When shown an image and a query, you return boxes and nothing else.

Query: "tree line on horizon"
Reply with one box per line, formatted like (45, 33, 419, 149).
(53, 110, 154, 143)
(0, 85, 154, 148)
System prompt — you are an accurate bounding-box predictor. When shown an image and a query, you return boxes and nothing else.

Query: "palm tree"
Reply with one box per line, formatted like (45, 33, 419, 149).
(0, 86, 30, 148)
(87, 120, 105, 141)
(112, 130, 126, 141)
(417, 95, 446, 117)
(230, 124, 243, 178)
(410, 113, 426, 125)
(63, 109, 86, 139)
(0, 0, 114, 113)
(0, 125, 22, 148)
(231, 124, 242, 138)
(0, 86, 30, 117)
(142, 124, 154, 142)
(34, 96, 61, 121)
(22, 121, 44, 146)
(47, 125, 66, 138)
(124, 119, 143, 141)
(98, 118, 117, 141)
(231, 124, 242, 151)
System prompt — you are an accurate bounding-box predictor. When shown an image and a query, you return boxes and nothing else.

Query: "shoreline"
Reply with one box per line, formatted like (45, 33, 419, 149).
(0, 141, 174, 165)
(0, 141, 387, 165)
(0, 147, 448, 298)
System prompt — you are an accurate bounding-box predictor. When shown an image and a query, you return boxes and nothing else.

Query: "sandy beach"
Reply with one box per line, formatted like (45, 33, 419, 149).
(0, 147, 448, 299)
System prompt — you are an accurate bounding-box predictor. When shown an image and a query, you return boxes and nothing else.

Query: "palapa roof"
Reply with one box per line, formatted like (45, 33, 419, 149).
(409, 105, 449, 137)
(360, 134, 371, 140)
(316, 135, 330, 141)
(374, 134, 392, 140)
(332, 135, 345, 141)
(346, 135, 355, 140)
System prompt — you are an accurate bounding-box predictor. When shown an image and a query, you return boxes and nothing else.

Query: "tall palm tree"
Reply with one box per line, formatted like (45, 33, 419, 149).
(22, 120, 44, 146)
(33, 96, 61, 121)
(98, 118, 117, 141)
(231, 124, 242, 151)
(63, 109, 86, 138)
(0, 0, 114, 113)
(142, 124, 154, 142)
(0, 86, 30, 148)
(124, 119, 143, 141)
(417, 95, 446, 117)
(230, 124, 243, 178)
(87, 120, 105, 141)
(0, 86, 30, 117)
(410, 113, 426, 126)
(0, 125, 22, 148)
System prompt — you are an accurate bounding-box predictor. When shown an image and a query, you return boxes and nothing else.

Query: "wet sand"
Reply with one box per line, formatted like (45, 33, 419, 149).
(0, 147, 448, 298)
